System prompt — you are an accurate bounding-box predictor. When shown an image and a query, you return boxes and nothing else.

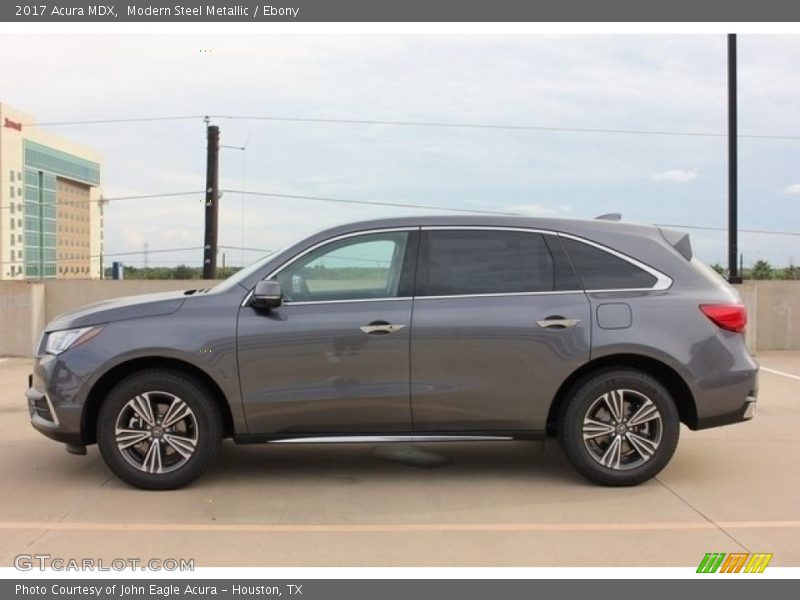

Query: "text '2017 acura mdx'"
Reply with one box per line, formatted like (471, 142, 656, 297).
(26, 216, 758, 489)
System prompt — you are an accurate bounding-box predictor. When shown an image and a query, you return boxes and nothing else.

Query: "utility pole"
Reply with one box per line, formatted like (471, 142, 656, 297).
(143, 241, 149, 269)
(203, 122, 220, 279)
(727, 34, 742, 284)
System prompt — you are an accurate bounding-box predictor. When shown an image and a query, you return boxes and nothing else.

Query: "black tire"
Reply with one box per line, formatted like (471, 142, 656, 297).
(558, 368, 680, 486)
(97, 369, 222, 490)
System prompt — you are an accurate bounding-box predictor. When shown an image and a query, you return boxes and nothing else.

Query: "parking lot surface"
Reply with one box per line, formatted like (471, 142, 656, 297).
(0, 353, 798, 567)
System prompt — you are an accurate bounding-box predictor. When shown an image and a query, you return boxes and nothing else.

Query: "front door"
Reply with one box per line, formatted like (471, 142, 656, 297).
(238, 229, 419, 435)
(410, 228, 591, 432)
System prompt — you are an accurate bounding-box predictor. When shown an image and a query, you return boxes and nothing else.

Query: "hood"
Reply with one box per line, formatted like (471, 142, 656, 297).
(46, 290, 190, 332)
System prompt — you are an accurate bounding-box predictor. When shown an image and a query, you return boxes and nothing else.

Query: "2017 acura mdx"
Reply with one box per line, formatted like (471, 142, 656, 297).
(26, 216, 758, 489)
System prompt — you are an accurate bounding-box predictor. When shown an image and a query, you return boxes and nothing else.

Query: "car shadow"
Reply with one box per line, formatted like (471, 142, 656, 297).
(199, 439, 583, 486)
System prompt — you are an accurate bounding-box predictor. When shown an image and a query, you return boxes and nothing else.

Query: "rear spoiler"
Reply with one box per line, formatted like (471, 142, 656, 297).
(659, 227, 693, 261)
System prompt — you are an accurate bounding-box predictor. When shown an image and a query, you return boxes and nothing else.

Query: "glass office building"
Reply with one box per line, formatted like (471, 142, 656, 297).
(1, 103, 103, 280)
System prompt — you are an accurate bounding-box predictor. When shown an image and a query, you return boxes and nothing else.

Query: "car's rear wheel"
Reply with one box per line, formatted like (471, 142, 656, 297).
(97, 370, 222, 490)
(558, 369, 680, 486)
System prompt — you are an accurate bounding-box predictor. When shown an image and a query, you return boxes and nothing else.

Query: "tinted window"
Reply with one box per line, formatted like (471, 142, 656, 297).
(419, 230, 555, 296)
(543, 235, 582, 291)
(560, 237, 657, 290)
(277, 232, 411, 302)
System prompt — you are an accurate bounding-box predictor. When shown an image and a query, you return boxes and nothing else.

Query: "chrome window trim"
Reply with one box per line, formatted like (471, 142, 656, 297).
(557, 232, 673, 292)
(421, 225, 557, 235)
(241, 227, 418, 307)
(278, 297, 413, 307)
(414, 290, 585, 301)
(241, 224, 673, 306)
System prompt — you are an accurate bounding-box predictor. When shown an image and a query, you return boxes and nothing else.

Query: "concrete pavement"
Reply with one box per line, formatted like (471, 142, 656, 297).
(0, 353, 797, 567)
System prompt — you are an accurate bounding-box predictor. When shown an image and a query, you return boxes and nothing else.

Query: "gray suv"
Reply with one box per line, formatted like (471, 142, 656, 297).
(26, 216, 758, 489)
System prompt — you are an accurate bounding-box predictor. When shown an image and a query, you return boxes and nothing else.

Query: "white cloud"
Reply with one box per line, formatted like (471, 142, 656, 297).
(784, 183, 800, 195)
(651, 169, 698, 184)
(4, 34, 799, 267)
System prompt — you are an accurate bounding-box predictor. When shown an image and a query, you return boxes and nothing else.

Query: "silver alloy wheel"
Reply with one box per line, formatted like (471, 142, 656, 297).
(114, 391, 199, 475)
(582, 388, 663, 471)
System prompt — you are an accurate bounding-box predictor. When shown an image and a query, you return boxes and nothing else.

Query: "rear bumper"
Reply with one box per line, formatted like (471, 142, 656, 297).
(693, 392, 757, 430)
(684, 329, 759, 431)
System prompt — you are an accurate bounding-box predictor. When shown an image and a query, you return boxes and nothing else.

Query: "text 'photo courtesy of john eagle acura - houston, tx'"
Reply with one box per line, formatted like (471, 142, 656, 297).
(25, 215, 758, 489)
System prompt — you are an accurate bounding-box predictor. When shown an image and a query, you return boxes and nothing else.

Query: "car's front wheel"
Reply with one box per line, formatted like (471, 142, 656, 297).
(97, 369, 222, 490)
(558, 369, 680, 486)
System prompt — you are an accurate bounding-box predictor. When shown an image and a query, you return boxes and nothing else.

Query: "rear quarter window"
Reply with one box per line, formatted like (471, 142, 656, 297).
(560, 236, 658, 290)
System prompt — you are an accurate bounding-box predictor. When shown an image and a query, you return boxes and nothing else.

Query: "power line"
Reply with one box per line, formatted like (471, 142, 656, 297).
(5, 222, 800, 271)
(2, 188, 515, 215)
(222, 189, 519, 216)
(24, 116, 206, 127)
(0, 244, 273, 269)
(103, 245, 205, 258)
(4, 184, 799, 231)
(24, 113, 800, 141)
(217, 114, 800, 141)
(656, 223, 800, 237)
(100, 245, 274, 258)
(219, 244, 272, 253)
(5, 186, 800, 235)
(0, 191, 204, 211)
(100, 191, 204, 203)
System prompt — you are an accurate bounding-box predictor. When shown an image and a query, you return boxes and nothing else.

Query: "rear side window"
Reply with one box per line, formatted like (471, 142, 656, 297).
(560, 237, 657, 290)
(418, 230, 555, 296)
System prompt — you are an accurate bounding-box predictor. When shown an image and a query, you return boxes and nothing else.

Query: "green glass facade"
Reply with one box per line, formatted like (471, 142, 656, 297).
(24, 140, 100, 185)
(22, 141, 99, 279)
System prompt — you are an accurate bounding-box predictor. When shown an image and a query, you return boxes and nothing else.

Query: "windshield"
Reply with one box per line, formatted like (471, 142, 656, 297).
(211, 252, 276, 293)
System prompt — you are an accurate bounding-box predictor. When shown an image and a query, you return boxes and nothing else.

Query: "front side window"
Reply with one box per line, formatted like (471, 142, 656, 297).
(276, 231, 412, 302)
(418, 229, 555, 296)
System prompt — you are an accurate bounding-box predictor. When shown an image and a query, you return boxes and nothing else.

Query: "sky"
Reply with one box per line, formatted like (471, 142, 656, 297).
(1, 33, 799, 269)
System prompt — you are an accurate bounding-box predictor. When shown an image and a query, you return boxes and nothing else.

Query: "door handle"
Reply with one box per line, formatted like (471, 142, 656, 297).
(360, 321, 406, 335)
(536, 316, 582, 329)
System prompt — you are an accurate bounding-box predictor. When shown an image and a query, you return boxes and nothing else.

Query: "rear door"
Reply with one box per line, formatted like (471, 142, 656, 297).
(409, 227, 591, 432)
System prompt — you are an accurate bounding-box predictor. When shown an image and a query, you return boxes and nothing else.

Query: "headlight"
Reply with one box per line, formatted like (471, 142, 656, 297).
(45, 326, 104, 355)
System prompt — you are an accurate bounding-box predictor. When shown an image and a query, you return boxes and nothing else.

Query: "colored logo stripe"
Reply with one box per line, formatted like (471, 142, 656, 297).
(697, 552, 725, 573)
(697, 552, 773, 573)
(744, 553, 773, 573)
(719, 553, 749, 573)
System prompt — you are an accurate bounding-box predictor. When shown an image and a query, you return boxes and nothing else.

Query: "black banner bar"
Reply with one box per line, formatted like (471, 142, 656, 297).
(4, 579, 797, 600)
(3, 0, 800, 22)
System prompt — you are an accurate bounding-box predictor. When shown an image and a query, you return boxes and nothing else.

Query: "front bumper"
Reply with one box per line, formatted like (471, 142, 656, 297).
(26, 354, 89, 446)
(27, 383, 85, 445)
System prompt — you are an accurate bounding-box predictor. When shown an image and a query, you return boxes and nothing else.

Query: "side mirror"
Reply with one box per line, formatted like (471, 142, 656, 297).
(251, 280, 282, 309)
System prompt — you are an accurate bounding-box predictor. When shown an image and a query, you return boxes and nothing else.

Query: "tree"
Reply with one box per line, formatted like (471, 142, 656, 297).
(172, 264, 198, 280)
(750, 260, 773, 280)
(710, 263, 725, 276)
(777, 265, 800, 280)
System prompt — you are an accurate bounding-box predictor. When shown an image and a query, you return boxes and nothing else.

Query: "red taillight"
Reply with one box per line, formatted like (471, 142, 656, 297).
(700, 304, 747, 333)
